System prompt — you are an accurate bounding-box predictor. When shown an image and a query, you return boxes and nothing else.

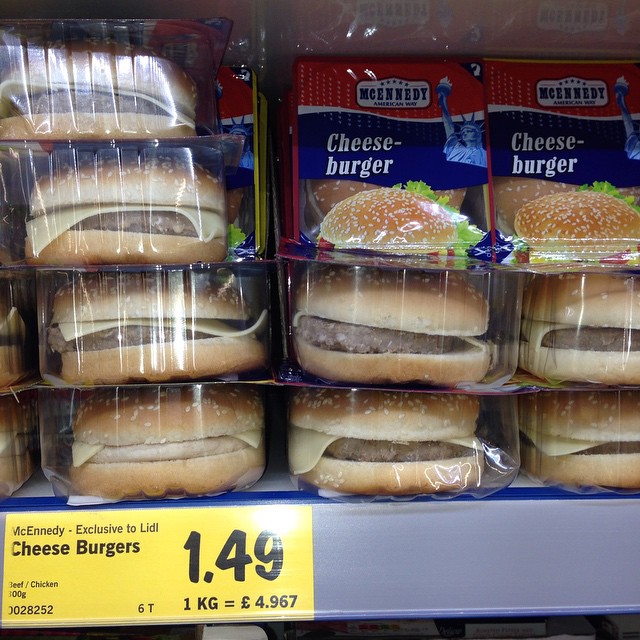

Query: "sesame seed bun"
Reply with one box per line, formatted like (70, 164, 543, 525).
(69, 384, 265, 500)
(514, 190, 640, 255)
(0, 40, 198, 139)
(491, 177, 575, 236)
(519, 273, 640, 384)
(318, 187, 457, 250)
(25, 155, 227, 265)
(519, 390, 640, 490)
(288, 387, 483, 496)
(292, 265, 491, 386)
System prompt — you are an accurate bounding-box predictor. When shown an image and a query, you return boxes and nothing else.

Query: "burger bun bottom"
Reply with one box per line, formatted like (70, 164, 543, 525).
(57, 337, 267, 385)
(26, 230, 227, 265)
(299, 453, 483, 496)
(519, 343, 640, 385)
(69, 446, 265, 500)
(294, 339, 491, 385)
(521, 439, 640, 490)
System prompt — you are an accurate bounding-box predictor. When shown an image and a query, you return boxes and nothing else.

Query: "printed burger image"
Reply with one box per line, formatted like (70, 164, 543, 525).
(292, 57, 489, 257)
(486, 59, 640, 264)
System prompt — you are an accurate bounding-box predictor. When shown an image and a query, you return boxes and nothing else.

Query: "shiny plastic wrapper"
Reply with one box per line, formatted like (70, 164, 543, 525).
(0, 18, 232, 140)
(287, 386, 519, 500)
(519, 271, 640, 385)
(39, 384, 266, 502)
(38, 264, 272, 386)
(0, 143, 227, 266)
(287, 259, 523, 389)
(519, 390, 640, 493)
(0, 270, 38, 389)
(0, 389, 37, 498)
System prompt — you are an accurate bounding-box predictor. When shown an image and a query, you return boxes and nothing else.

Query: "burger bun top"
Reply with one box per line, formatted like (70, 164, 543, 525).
(295, 266, 488, 336)
(289, 387, 480, 441)
(73, 385, 264, 446)
(522, 272, 640, 328)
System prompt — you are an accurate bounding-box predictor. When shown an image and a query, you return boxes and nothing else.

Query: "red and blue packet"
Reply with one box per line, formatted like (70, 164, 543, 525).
(486, 59, 640, 266)
(289, 57, 492, 262)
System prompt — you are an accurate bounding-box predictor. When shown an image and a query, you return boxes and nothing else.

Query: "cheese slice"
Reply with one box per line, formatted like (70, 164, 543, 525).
(288, 425, 481, 475)
(57, 308, 268, 342)
(26, 205, 226, 257)
(0, 307, 26, 340)
(521, 427, 601, 457)
(72, 441, 104, 467)
(72, 428, 264, 467)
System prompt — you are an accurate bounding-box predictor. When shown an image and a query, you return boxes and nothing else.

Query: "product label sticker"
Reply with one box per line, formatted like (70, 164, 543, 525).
(292, 58, 490, 261)
(0, 505, 314, 627)
(486, 59, 640, 265)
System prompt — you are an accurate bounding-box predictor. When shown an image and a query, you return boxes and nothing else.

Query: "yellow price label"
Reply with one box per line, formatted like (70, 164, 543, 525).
(1, 505, 314, 627)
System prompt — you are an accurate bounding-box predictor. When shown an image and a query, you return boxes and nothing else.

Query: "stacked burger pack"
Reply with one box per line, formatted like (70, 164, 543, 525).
(0, 19, 273, 502)
(486, 59, 640, 493)
(277, 57, 522, 500)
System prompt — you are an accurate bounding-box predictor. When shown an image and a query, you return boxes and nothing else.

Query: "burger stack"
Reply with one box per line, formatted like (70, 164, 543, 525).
(484, 59, 640, 494)
(0, 19, 272, 502)
(277, 57, 523, 500)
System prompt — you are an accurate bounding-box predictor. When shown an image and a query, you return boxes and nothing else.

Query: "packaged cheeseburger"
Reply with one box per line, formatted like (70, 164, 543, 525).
(23, 143, 228, 265)
(287, 258, 523, 389)
(486, 59, 640, 264)
(519, 271, 640, 385)
(519, 390, 640, 492)
(291, 57, 490, 259)
(0, 18, 232, 139)
(288, 387, 519, 499)
(38, 265, 271, 386)
(39, 384, 266, 501)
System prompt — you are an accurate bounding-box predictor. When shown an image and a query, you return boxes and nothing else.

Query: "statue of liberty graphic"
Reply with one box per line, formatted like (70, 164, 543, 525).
(614, 76, 640, 160)
(436, 76, 487, 168)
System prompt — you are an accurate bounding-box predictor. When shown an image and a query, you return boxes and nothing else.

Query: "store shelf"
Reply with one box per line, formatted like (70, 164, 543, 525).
(3, 466, 640, 622)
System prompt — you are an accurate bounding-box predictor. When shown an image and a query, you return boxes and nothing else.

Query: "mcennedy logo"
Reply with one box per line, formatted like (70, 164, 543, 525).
(536, 76, 608, 107)
(357, 77, 430, 108)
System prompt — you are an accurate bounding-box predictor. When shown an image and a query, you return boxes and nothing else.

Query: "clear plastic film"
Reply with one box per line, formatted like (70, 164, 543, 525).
(0, 269, 38, 389)
(0, 389, 38, 499)
(39, 383, 266, 503)
(287, 258, 523, 389)
(519, 389, 640, 493)
(38, 264, 272, 386)
(519, 271, 640, 385)
(0, 18, 233, 139)
(287, 386, 519, 500)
